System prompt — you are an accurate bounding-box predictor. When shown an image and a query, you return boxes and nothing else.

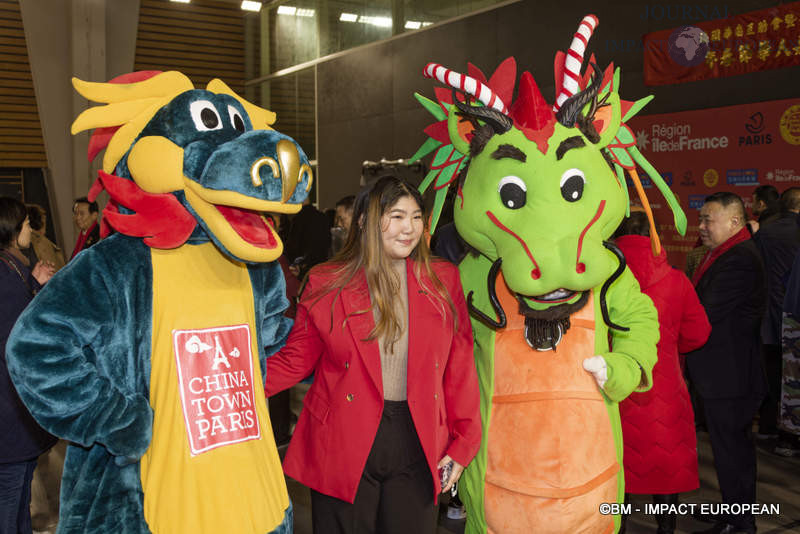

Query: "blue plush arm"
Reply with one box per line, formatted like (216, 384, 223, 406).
(248, 261, 293, 386)
(6, 247, 152, 462)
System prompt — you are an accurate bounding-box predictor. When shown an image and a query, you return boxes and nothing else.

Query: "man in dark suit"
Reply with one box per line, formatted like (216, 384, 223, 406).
(687, 192, 766, 534)
(753, 187, 800, 440)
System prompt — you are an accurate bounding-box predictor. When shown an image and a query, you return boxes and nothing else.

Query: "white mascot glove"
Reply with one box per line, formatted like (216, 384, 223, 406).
(583, 355, 608, 389)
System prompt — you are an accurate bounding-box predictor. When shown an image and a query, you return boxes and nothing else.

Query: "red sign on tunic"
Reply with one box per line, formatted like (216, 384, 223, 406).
(173, 325, 261, 456)
(643, 2, 800, 86)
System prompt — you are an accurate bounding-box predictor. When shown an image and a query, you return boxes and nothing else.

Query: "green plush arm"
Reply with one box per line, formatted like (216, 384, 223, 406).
(6, 247, 152, 462)
(599, 267, 659, 402)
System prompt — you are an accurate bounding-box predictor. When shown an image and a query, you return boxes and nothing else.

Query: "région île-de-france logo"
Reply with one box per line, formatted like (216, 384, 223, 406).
(780, 105, 800, 145)
(173, 325, 261, 456)
(668, 25, 710, 66)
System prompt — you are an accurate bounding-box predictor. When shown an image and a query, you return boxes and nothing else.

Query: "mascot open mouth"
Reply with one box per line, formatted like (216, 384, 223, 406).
(215, 205, 277, 249)
(529, 288, 577, 303)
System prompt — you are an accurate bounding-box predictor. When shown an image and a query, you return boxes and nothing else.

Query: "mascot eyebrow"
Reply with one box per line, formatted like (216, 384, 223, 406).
(555, 137, 586, 160)
(491, 144, 526, 162)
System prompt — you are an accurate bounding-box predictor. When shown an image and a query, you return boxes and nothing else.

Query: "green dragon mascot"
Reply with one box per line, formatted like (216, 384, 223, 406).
(6, 71, 311, 533)
(411, 15, 688, 534)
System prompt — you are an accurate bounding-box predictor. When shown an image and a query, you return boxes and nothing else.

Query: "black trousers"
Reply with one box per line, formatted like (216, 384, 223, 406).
(311, 400, 437, 534)
(703, 395, 760, 530)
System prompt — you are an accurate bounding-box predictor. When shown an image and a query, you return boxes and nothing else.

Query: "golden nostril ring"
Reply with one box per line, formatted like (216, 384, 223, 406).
(299, 163, 313, 192)
(250, 157, 280, 187)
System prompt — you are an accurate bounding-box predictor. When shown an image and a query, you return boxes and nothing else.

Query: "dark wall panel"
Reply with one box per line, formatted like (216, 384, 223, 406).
(317, 0, 800, 208)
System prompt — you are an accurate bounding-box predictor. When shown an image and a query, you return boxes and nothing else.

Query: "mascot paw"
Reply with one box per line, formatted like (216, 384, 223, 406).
(104, 395, 154, 461)
(582, 355, 608, 389)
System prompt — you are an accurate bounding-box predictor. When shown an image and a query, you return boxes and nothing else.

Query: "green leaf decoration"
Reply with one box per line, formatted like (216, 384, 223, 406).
(630, 146, 688, 236)
(414, 92, 447, 121)
(613, 67, 621, 94)
(432, 144, 456, 168)
(418, 168, 439, 195)
(408, 137, 442, 164)
(615, 125, 636, 146)
(613, 162, 630, 217)
(435, 160, 460, 189)
(609, 146, 635, 168)
(622, 95, 654, 123)
(430, 181, 449, 233)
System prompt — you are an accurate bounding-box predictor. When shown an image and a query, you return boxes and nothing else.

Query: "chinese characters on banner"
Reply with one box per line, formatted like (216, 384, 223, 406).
(643, 1, 800, 85)
(626, 98, 800, 268)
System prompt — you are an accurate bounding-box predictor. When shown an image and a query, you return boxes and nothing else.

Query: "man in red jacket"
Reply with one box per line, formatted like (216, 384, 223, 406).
(686, 192, 766, 534)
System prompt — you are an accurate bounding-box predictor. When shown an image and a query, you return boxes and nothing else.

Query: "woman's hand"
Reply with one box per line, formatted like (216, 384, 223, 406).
(438, 455, 464, 493)
(32, 260, 55, 285)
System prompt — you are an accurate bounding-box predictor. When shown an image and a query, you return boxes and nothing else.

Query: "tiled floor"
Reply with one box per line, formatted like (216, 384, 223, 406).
(33, 387, 800, 533)
(284, 383, 800, 534)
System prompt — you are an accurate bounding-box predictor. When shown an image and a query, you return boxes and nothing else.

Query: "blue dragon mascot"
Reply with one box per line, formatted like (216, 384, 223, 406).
(6, 70, 311, 534)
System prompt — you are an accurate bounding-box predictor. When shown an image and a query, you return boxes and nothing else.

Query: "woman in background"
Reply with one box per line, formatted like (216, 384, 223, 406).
(266, 176, 481, 534)
(614, 211, 711, 534)
(0, 196, 56, 534)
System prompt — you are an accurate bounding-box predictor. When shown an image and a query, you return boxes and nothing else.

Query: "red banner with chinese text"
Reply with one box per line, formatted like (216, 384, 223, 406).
(644, 2, 800, 86)
(626, 98, 800, 269)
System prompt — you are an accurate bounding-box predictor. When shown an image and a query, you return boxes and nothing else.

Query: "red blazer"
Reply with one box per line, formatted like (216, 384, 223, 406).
(266, 258, 481, 503)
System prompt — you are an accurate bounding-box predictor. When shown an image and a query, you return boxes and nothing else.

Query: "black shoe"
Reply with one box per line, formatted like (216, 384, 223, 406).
(692, 521, 756, 534)
(692, 510, 721, 524)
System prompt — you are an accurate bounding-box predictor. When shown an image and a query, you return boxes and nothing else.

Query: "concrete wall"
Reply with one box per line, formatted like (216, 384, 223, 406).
(20, 0, 139, 250)
(315, 0, 800, 209)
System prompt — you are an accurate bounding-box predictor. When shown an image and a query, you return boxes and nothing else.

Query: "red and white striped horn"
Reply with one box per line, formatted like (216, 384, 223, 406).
(553, 14, 599, 112)
(423, 62, 509, 115)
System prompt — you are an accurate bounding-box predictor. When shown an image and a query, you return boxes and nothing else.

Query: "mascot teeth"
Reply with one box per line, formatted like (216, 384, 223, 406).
(534, 288, 573, 301)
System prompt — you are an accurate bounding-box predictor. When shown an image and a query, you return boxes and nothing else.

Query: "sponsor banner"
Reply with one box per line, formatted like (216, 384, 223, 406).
(173, 324, 261, 456)
(627, 97, 800, 268)
(643, 1, 800, 86)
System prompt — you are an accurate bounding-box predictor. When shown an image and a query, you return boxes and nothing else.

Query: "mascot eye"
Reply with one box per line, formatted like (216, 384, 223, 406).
(189, 100, 223, 131)
(560, 169, 586, 202)
(228, 105, 245, 132)
(497, 176, 527, 210)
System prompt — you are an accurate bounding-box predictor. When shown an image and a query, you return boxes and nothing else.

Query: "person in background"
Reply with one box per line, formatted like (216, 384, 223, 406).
(747, 184, 780, 234)
(777, 240, 800, 457)
(70, 196, 99, 260)
(686, 192, 765, 534)
(265, 176, 481, 534)
(285, 196, 331, 280)
(0, 196, 56, 534)
(25, 204, 64, 270)
(614, 211, 711, 534)
(752, 187, 800, 442)
(331, 195, 355, 256)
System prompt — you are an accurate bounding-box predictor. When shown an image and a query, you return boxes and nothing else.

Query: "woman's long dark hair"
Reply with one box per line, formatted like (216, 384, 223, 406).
(307, 176, 458, 349)
(0, 197, 27, 249)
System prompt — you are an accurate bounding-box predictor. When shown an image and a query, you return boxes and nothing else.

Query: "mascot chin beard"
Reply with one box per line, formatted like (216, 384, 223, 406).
(6, 70, 310, 534)
(411, 14, 687, 534)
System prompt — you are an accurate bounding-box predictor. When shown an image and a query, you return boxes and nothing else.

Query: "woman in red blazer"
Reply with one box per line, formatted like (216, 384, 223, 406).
(266, 176, 481, 534)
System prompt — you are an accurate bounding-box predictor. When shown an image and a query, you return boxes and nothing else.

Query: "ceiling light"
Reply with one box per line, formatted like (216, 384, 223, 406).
(241, 0, 262, 11)
(296, 8, 315, 17)
(422, 21, 433, 27)
(276, 5, 296, 15)
(359, 15, 391, 28)
(340, 12, 358, 22)
(404, 20, 421, 29)
(170, 0, 191, 3)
